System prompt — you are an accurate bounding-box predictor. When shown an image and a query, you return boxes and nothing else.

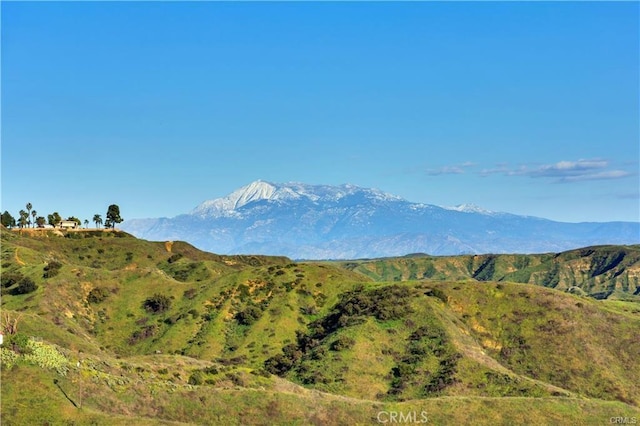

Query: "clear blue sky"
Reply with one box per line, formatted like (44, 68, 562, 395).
(2, 2, 638, 224)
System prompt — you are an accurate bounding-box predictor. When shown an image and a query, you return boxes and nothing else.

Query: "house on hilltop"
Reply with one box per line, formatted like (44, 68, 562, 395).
(58, 220, 79, 229)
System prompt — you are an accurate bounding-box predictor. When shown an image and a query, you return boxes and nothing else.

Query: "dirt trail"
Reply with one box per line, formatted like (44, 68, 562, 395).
(14, 248, 25, 266)
(431, 301, 578, 397)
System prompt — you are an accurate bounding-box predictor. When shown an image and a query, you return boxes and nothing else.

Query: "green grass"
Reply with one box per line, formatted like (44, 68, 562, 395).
(2, 229, 639, 424)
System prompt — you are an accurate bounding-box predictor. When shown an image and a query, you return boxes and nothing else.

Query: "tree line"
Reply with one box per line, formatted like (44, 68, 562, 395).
(1, 203, 123, 230)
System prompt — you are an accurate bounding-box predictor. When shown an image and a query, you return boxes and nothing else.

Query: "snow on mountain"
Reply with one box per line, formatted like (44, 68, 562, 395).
(191, 180, 279, 217)
(121, 180, 640, 259)
(444, 203, 495, 214)
(190, 180, 405, 218)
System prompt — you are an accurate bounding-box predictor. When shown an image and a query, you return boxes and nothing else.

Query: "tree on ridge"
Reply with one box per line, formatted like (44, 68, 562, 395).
(1, 211, 16, 228)
(26, 203, 32, 228)
(105, 205, 122, 229)
(93, 214, 103, 229)
(48, 212, 62, 227)
(18, 210, 28, 228)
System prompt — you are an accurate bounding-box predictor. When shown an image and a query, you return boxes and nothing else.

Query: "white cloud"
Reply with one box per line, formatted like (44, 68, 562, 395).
(480, 159, 633, 183)
(425, 162, 476, 176)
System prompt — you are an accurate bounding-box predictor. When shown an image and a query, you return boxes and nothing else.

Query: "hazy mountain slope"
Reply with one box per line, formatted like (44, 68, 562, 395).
(2, 230, 639, 425)
(120, 180, 640, 259)
(336, 245, 640, 300)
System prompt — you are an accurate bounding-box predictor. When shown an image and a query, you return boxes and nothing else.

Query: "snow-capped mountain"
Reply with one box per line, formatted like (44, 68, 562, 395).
(190, 180, 403, 218)
(120, 180, 640, 259)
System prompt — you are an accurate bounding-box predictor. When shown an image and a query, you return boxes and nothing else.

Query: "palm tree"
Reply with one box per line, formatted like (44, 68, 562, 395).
(18, 210, 28, 228)
(84, 219, 89, 229)
(93, 214, 103, 229)
(26, 203, 32, 228)
(31, 210, 37, 228)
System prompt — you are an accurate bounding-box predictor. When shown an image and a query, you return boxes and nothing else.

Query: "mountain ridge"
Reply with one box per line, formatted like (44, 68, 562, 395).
(121, 180, 640, 259)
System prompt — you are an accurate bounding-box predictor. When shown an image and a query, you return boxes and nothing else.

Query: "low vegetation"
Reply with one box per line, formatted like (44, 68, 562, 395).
(1, 229, 639, 424)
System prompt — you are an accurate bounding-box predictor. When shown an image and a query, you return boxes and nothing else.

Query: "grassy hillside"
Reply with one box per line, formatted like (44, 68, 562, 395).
(2, 229, 639, 424)
(337, 245, 640, 300)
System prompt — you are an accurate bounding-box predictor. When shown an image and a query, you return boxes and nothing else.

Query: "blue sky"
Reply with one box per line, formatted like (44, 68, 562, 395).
(1, 2, 638, 224)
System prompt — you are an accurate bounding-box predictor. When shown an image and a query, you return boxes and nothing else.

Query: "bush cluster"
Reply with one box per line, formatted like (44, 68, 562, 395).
(264, 285, 414, 378)
(88, 287, 111, 304)
(43, 261, 63, 279)
(143, 294, 172, 313)
(235, 305, 263, 326)
(128, 325, 157, 345)
(423, 287, 448, 304)
(387, 324, 461, 398)
(330, 336, 356, 351)
(12, 277, 38, 295)
(1, 272, 24, 288)
(1, 272, 38, 295)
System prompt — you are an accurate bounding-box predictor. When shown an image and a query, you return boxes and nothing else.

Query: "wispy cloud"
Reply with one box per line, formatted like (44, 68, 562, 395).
(615, 192, 640, 200)
(425, 162, 476, 176)
(480, 159, 634, 183)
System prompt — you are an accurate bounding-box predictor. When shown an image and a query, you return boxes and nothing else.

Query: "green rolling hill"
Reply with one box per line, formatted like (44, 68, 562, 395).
(1, 229, 639, 425)
(336, 245, 640, 300)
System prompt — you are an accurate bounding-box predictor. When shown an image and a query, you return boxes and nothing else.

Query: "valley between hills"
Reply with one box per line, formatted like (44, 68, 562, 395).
(1, 228, 639, 425)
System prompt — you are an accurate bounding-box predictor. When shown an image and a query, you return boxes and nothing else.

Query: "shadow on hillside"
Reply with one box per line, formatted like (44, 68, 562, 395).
(53, 379, 79, 408)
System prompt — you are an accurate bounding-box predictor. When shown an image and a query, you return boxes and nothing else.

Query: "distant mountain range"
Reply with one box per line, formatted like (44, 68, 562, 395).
(120, 180, 640, 259)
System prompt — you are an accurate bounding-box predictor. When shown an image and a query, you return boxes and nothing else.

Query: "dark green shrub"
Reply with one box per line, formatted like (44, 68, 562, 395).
(164, 313, 185, 325)
(264, 344, 301, 376)
(250, 368, 271, 378)
(183, 288, 197, 299)
(203, 366, 219, 375)
(12, 277, 38, 295)
(300, 305, 318, 315)
(128, 325, 157, 345)
(424, 288, 448, 304)
(167, 253, 183, 264)
(1, 272, 24, 288)
(143, 294, 172, 314)
(43, 261, 62, 279)
(88, 287, 110, 303)
(330, 336, 356, 351)
(235, 306, 262, 325)
(217, 355, 247, 366)
(6, 332, 31, 354)
(188, 371, 204, 385)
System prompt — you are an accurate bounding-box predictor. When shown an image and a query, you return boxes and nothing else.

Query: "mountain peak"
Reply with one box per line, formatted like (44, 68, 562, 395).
(234, 180, 278, 204)
(191, 180, 278, 216)
(190, 180, 405, 217)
